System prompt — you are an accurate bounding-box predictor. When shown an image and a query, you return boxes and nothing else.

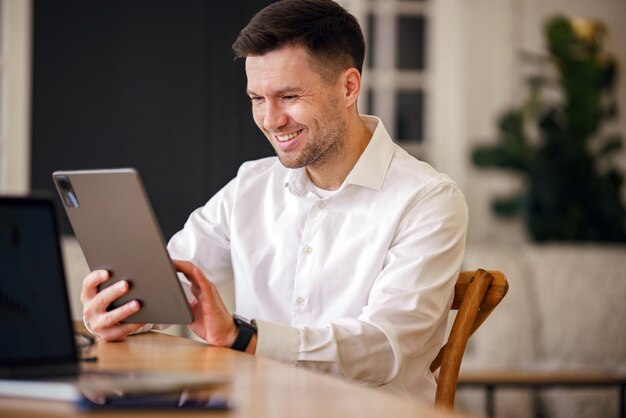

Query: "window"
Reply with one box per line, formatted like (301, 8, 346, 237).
(340, 0, 429, 158)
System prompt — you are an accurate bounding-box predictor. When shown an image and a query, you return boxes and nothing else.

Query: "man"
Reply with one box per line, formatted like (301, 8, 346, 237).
(81, 0, 468, 402)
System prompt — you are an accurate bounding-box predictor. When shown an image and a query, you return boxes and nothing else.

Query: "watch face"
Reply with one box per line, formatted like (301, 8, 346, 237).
(233, 314, 257, 331)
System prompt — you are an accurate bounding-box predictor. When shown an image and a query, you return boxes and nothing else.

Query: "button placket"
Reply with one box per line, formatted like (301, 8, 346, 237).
(292, 198, 326, 324)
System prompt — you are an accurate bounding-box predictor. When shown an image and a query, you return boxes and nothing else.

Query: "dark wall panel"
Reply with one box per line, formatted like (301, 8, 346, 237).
(31, 0, 274, 238)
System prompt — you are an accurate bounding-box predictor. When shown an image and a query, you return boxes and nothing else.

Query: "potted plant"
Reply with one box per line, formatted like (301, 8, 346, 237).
(464, 16, 626, 417)
(472, 16, 626, 242)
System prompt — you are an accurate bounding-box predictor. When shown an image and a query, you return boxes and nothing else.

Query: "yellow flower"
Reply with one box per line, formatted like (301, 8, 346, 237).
(570, 17, 605, 42)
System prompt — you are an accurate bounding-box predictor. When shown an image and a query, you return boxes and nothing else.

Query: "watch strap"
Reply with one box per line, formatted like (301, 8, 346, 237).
(230, 314, 257, 352)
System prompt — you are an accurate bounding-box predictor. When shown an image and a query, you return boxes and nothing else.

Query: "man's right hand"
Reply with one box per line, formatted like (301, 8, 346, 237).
(80, 270, 145, 341)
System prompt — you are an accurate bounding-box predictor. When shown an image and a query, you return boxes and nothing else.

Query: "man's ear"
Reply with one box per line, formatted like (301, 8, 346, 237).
(341, 68, 361, 108)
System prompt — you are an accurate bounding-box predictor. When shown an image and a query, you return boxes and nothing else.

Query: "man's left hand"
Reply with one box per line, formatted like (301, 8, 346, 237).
(172, 260, 238, 347)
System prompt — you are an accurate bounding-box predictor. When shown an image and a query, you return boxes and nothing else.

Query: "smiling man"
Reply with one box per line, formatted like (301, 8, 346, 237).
(245, 45, 369, 190)
(80, 0, 469, 403)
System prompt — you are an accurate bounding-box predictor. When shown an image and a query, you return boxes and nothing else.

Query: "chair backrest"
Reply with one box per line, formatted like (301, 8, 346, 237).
(431, 269, 509, 408)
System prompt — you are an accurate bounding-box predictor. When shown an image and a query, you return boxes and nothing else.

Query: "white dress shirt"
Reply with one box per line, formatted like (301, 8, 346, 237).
(167, 115, 469, 401)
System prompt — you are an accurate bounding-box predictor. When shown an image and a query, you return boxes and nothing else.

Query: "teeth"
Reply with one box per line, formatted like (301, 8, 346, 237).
(276, 130, 302, 142)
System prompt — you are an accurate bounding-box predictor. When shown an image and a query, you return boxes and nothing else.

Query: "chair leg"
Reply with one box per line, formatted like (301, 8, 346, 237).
(619, 383, 626, 418)
(485, 384, 496, 418)
(435, 270, 494, 408)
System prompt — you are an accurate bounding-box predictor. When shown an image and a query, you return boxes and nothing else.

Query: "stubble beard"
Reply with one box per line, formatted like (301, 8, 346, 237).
(272, 104, 347, 170)
(278, 122, 346, 170)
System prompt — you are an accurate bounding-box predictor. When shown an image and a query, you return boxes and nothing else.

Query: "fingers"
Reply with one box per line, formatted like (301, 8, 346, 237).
(173, 260, 217, 297)
(173, 260, 236, 346)
(99, 322, 145, 342)
(85, 299, 143, 342)
(87, 280, 131, 314)
(81, 270, 143, 341)
(81, 270, 110, 304)
(100, 300, 141, 327)
(173, 260, 203, 284)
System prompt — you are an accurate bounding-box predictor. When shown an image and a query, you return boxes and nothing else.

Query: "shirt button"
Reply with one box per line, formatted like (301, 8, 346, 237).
(317, 201, 327, 209)
(303, 245, 313, 255)
(295, 297, 306, 306)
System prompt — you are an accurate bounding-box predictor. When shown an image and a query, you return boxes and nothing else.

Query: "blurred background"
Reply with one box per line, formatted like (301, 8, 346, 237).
(1, 0, 625, 417)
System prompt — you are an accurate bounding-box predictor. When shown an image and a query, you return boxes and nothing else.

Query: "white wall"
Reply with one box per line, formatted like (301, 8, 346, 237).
(429, 0, 626, 243)
(0, 0, 31, 194)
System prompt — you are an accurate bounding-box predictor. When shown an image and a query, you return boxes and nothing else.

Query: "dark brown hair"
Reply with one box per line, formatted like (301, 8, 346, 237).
(232, 0, 365, 82)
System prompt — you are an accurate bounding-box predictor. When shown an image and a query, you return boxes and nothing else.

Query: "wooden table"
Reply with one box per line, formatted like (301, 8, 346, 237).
(458, 370, 626, 418)
(0, 329, 469, 418)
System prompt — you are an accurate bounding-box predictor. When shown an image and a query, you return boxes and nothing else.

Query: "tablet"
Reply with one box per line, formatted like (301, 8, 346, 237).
(52, 168, 193, 324)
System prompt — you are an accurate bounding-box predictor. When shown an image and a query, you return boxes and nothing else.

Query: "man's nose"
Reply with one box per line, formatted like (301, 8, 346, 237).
(263, 102, 288, 131)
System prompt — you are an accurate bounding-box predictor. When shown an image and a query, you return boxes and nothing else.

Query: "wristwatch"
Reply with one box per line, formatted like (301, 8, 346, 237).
(230, 314, 257, 351)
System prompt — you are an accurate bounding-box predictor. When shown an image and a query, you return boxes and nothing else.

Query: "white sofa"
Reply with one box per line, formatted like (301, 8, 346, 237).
(458, 242, 626, 418)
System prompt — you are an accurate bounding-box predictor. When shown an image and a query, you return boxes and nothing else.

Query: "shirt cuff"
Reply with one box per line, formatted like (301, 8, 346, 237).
(255, 319, 299, 365)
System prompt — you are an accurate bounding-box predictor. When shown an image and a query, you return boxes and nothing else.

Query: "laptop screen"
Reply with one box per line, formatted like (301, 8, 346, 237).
(0, 197, 78, 378)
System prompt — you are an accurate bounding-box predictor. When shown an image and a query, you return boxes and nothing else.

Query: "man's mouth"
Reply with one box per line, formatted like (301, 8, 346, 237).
(275, 129, 303, 142)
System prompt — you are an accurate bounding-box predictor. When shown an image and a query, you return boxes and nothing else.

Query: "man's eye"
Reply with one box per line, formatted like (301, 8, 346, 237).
(250, 97, 264, 103)
(283, 95, 298, 101)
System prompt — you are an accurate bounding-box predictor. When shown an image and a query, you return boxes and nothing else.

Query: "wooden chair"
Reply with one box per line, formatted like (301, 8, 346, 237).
(430, 269, 509, 408)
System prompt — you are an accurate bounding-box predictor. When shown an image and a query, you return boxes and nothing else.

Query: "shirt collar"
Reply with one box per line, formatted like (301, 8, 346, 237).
(344, 115, 394, 191)
(284, 115, 395, 196)
(284, 167, 309, 197)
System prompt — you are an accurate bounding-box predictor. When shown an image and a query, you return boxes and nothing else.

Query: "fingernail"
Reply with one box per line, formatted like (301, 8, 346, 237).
(117, 280, 127, 290)
(99, 271, 108, 279)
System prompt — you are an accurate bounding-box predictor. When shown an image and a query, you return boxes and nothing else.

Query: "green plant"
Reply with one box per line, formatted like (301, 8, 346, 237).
(472, 16, 626, 242)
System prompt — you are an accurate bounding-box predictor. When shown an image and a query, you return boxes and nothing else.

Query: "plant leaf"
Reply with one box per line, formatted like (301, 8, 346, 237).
(493, 195, 526, 217)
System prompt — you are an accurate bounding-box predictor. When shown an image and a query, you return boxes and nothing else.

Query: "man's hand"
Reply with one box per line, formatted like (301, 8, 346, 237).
(173, 260, 238, 347)
(80, 270, 145, 341)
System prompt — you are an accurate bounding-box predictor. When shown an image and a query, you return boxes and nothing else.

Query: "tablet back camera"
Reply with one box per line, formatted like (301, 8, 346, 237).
(56, 176, 80, 208)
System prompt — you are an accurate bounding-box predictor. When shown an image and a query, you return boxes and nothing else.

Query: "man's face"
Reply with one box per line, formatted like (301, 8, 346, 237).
(245, 46, 347, 170)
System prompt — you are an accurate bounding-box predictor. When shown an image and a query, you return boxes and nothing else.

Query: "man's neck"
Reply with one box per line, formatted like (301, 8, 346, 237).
(306, 115, 372, 191)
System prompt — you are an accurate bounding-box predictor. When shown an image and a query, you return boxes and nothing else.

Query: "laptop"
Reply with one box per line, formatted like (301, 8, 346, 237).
(0, 196, 228, 409)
